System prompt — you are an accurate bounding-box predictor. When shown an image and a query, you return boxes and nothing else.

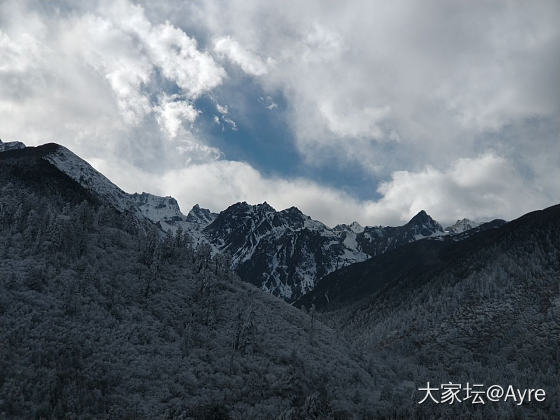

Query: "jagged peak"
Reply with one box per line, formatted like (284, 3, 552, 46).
(333, 221, 364, 233)
(407, 210, 433, 225)
(187, 203, 214, 216)
(349, 221, 364, 233)
(222, 201, 277, 215)
(186, 204, 217, 225)
(226, 201, 250, 212)
(405, 210, 444, 235)
(445, 218, 480, 234)
(256, 201, 276, 212)
(280, 206, 304, 217)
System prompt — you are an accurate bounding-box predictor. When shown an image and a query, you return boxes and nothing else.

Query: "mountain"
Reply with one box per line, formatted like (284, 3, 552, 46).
(130, 193, 217, 241)
(2, 140, 557, 418)
(445, 218, 479, 234)
(446, 218, 506, 241)
(295, 209, 542, 311)
(295, 204, 560, 417)
(199, 205, 448, 302)
(0, 142, 499, 303)
(43, 143, 135, 212)
(185, 203, 218, 226)
(201, 202, 369, 301)
(198, 205, 504, 303)
(0, 148, 398, 419)
(0, 142, 211, 235)
(355, 210, 444, 257)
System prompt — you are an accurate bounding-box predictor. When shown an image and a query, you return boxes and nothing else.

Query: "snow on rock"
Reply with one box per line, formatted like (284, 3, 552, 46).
(131, 192, 191, 233)
(41, 144, 218, 242)
(445, 218, 480, 234)
(186, 204, 218, 226)
(43, 145, 135, 212)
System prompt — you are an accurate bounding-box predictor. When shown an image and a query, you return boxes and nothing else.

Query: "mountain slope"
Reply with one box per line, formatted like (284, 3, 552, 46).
(356, 210, 444, 257)
(0, 142, 503, 304)
(0, 143, 399, 419)
(199, 203, 497, 302)
(296, 204, 560, 418)
(297, 205, 557, 311)
(201, 202, 369, 301)
(0, 143, 215, 237)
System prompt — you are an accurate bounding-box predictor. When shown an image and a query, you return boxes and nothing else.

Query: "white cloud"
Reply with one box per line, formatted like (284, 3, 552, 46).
(318, 102, 391, 139)
(223, 117, 238, 131)
(216, 103, 228, 114)
(367, 153, 559, 225)
(90, 151, 558, 227)
(214, 36, 271, 76)
(89, 156, 367, 226)
(0, 0, 224, 153)
(142, 21, 225, 97)
(1, 0, 558, 228)
(155, 95, 199, 138)
(177, 0, 560, 175)
(62, 12, 153, 124)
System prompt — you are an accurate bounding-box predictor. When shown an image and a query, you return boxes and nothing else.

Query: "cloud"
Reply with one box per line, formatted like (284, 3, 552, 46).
(90, 156, 369, 226)
(90, 151, 558, 227)
(0, 0, 224, 155)
(176, 0, 560, 175)
(367, 153, 559, 225)
(214, 36, 270, 76)
(154, 95, 199, 138)
(216, 103, 228, 114)
(1, 0, 558, 227)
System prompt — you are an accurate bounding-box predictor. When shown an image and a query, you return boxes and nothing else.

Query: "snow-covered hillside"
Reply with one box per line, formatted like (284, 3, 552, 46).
(2, 142, 496, 302)
(43, 145, 135, 212)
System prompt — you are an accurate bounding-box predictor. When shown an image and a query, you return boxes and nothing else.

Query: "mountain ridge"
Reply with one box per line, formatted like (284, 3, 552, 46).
(0, 141, 505, 302)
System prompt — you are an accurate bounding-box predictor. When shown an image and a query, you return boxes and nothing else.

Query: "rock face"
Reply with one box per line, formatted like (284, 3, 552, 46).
(198, 204, 449, 301)
(201, 202, 369, 300)
(0, 139, 26, 152)
(356, 210, 445, 258)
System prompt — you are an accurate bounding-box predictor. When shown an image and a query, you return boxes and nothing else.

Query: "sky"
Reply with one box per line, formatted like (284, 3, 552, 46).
(0, 0, 559, 226)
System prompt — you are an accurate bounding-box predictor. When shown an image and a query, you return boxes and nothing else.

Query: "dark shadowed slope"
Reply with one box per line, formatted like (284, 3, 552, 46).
(296, 204, 559, 311)
(296, 203, 560, 418)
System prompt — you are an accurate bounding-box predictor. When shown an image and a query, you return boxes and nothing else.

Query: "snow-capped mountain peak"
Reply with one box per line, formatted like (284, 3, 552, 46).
(445, 218, 480, 234)
(185, 204, 218, 226)
(349, 221, 364, 233)
(333, 221, 364, 234)
(132, 193, 184, 226)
